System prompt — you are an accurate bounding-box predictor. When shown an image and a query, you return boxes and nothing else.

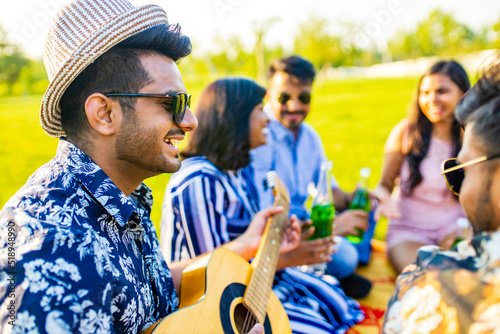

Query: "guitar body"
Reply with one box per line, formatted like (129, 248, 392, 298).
(146, 248, 291, 334)
(143, 173, 292, 334)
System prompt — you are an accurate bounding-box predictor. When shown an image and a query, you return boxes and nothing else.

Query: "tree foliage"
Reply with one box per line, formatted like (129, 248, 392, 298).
(0, 9, 499, 96)
(493, 15, 500, 49)
(293, 17, 347, 68)
(388, 9, 490, 61)
(0, 27, 30, 94)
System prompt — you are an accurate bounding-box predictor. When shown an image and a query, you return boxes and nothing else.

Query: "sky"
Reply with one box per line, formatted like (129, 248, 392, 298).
(1, 0, 500, 59)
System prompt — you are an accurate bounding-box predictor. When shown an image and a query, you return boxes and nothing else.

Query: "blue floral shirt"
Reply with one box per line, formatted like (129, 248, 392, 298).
(0, 139, 178, 333)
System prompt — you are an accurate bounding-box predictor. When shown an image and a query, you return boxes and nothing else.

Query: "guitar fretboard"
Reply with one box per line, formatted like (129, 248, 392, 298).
(243, 181, 290, 324)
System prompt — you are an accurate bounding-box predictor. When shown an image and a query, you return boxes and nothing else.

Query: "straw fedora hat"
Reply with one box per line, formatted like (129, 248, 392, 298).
(41, 0, 169, 138)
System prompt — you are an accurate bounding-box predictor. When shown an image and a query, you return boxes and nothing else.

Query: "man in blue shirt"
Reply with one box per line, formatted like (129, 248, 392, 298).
(251, 56, 373, 298)
(0, 1, 297, 333)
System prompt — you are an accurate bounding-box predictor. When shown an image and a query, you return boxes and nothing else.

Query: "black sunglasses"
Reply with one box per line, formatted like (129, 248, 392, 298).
(104, 93, 191, 124)
(277, 92, 311, 105)
(441, 154, 500, 195)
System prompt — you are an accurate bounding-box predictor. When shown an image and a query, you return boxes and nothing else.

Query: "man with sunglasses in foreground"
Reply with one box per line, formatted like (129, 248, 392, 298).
(383, 58, 500, 333)
(0, 1, 303, 333)
(251, 56, 373, 298)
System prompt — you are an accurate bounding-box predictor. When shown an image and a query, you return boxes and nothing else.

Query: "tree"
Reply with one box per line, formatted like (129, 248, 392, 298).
(189, 19, 285, 82)
(17, 58, 48, 95)
(388, 9, 486, 60)
(252, 17, 281, 84)
(292, 16, 365, 71)
(293, 16, 343, 68)
(0, 26, 29, 94)
(206, 34, 257, 77)
(493, 16, 500, 48)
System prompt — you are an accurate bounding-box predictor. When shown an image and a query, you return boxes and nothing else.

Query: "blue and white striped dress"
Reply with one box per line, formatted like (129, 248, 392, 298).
(160, 157, 364, 333)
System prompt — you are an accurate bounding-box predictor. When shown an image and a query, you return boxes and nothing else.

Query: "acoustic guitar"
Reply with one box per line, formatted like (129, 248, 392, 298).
(142, 171, 292, 334)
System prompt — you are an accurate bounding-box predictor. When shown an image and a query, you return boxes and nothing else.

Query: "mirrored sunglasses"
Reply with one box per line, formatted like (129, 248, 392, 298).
(441, 154, 500, 195)
(277, 92, 311, 105)
(104, 92, 191, 123)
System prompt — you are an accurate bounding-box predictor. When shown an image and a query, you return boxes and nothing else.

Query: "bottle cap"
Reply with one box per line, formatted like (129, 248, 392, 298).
(307, 181, 318, 198)
(321, 160, 333, 170)
(456, 217, 470, 228)
(360, 167, 371, 178)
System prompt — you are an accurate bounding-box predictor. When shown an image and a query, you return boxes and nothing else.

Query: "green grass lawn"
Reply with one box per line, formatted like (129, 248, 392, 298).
(0, 76, 418, 239)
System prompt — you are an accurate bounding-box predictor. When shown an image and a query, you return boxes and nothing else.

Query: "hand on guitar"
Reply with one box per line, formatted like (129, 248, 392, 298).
(248, 323, 264, 334)
(227, 206, 301, 262)
(277, 220, 338, 269)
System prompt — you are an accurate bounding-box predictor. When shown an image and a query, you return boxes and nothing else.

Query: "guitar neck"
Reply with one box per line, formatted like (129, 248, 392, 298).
(243, 184, 289, 324)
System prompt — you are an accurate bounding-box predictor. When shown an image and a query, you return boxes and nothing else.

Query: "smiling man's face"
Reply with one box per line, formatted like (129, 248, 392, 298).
(266, 72, 312, 134)
(114, 53, 198, 179)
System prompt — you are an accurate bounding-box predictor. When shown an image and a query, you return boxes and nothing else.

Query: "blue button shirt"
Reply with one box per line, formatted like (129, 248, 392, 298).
(0, 139, 177, 333)
(251, 108, 338, 220)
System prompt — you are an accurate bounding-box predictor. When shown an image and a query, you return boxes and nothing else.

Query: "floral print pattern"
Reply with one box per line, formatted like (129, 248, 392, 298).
(0, 139, 177, 333)
(383, 232, 500, 333)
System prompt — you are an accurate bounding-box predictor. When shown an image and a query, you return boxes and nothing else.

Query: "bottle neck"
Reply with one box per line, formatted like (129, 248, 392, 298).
(313, 167, 333, 204)
(359, 176, 369, 190)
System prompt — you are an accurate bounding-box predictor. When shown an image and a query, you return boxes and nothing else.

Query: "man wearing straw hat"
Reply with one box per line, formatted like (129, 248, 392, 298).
(0, 0, 299, 332)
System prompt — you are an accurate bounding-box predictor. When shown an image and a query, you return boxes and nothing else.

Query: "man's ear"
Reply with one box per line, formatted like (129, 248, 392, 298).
(265, 91, 273, 105)
(265, 91, 271, 100)
(85, 93, 122, 136)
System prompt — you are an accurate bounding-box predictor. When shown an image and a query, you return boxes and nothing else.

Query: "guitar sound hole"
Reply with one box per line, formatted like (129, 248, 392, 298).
(233, 303, 257, 334)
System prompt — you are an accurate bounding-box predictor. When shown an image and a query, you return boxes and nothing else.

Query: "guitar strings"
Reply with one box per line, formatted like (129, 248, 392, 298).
(242, 310, 250, 333)
(242, 310, 257, 334)
(240, 178, 288, 333)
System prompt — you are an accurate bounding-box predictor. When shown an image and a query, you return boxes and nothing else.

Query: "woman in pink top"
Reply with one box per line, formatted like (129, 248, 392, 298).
(374, 60, 470, 274)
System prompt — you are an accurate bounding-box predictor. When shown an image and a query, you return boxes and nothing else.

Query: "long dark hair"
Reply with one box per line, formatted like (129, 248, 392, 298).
(405, 60, 470, 193)
(181, 77, 266, 170)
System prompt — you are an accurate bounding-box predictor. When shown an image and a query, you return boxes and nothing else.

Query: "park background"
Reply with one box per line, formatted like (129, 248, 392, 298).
(1, 0, 500, 237)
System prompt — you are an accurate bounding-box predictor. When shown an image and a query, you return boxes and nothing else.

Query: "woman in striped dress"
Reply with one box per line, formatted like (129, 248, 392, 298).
(160, 77, 364, 333)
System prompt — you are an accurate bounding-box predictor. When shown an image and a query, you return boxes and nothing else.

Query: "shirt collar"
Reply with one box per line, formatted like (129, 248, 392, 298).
(471, 230, 500, 255)
(264, 104, 303, 141)
(55, 138, 144, 227)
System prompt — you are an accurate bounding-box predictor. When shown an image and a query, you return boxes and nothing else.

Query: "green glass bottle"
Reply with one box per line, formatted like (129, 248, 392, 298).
(347, 167, 371, 244)
(310, 202, 335, 239)
(308, 161, 335, 241)
(451, 218, 470, 248)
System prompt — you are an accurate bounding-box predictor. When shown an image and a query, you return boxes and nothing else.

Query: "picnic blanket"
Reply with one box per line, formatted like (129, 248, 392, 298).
(348, 240, 397, 334)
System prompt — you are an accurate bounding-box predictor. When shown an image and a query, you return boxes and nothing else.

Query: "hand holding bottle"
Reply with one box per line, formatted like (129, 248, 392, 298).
(334, 210, 369, 238)
(278, 220, 337, 268)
